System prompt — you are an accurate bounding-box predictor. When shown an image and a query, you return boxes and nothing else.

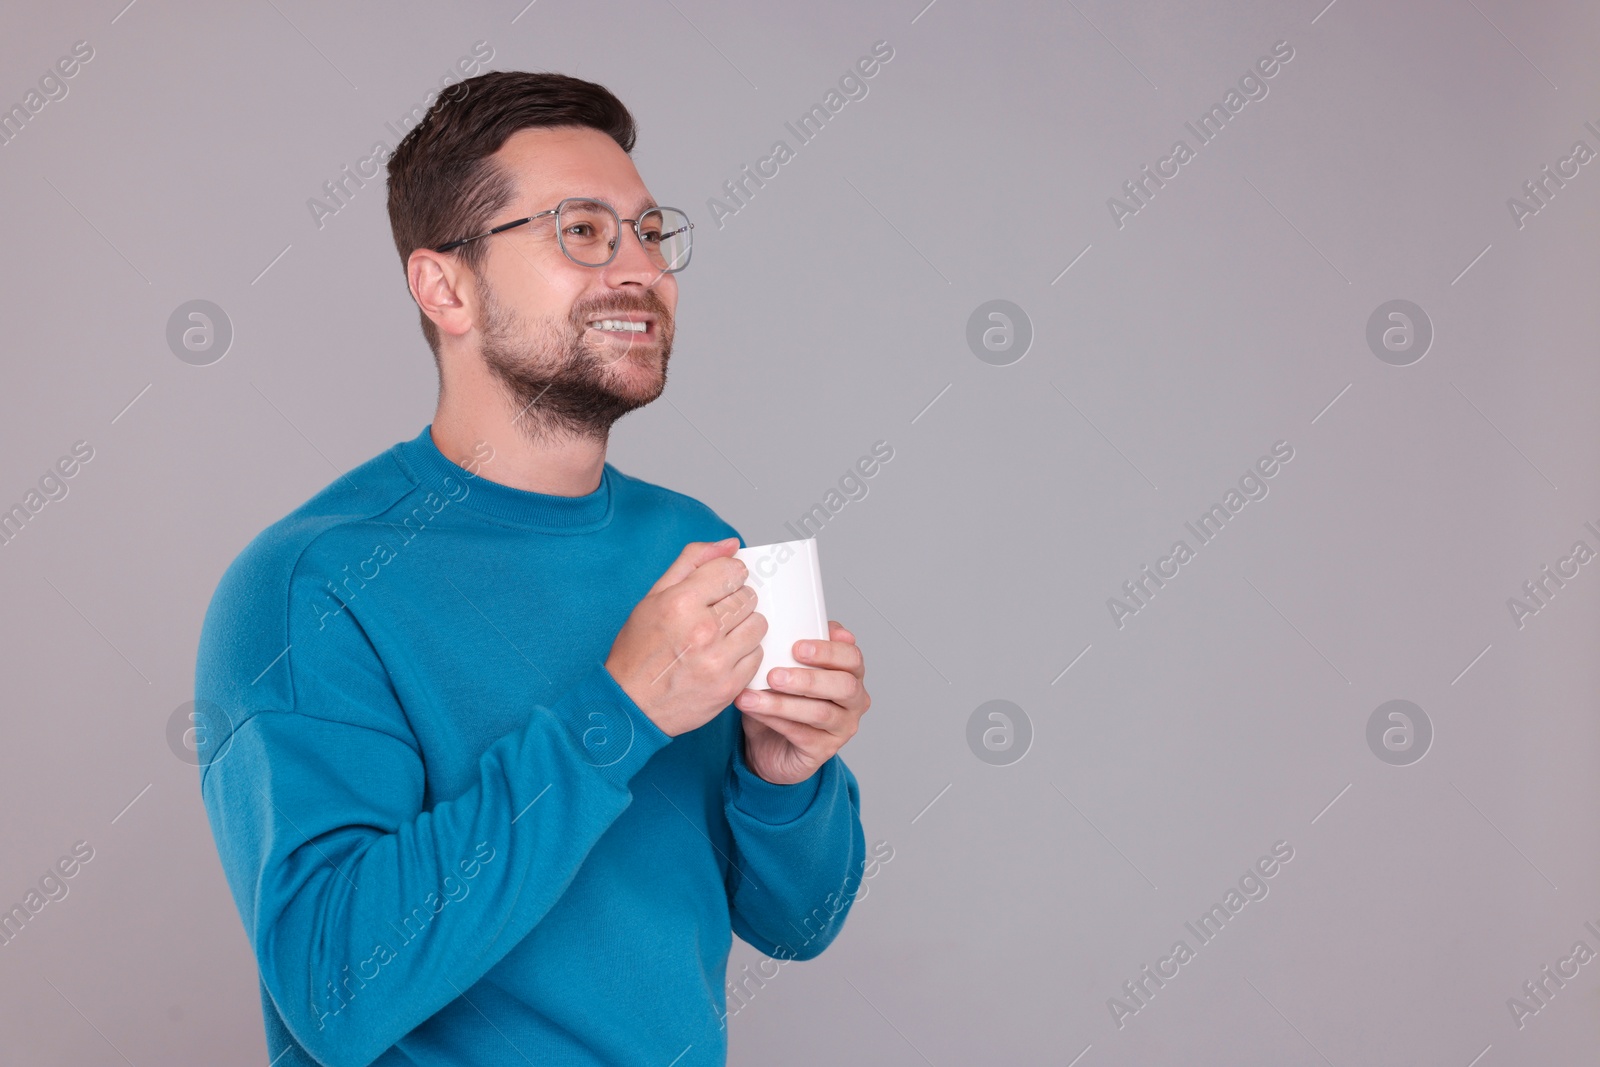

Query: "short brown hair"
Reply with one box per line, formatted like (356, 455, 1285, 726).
(385, 71, 638, 360)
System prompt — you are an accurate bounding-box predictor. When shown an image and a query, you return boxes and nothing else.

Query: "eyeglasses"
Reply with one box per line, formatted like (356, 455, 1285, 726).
(433, 196, 694, 273)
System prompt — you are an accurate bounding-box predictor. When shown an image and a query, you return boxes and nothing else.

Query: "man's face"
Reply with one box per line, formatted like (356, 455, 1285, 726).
(470, 125, 678, 442)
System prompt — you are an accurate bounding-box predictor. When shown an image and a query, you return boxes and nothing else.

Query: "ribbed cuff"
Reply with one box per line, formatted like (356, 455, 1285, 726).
(547, 661, 672, 786)
(727, 732, 825, 824)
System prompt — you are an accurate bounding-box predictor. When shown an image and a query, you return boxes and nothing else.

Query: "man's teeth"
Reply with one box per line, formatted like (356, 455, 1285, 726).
(589, 319, 647, 333)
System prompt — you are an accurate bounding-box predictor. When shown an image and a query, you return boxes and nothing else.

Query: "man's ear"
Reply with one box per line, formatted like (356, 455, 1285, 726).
(408, 248, 476, 342)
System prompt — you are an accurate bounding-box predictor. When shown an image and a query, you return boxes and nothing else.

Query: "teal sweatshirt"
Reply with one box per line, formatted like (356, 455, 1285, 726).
(194, 425, 865, 1067)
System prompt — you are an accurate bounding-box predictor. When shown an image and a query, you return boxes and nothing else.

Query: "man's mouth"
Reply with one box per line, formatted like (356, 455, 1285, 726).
(586, 316, 654, 337)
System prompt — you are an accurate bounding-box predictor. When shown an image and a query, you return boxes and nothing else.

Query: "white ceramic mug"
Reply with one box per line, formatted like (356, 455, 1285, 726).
(733, 538, 829, 690)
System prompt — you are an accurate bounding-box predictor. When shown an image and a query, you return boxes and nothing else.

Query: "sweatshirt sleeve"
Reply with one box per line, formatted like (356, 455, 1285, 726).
(196, 562, 671, 1067)
(720, 731, 866, 962)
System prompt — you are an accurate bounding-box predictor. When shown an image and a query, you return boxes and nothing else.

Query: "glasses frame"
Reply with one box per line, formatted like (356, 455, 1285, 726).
(432, 196, 694, 273)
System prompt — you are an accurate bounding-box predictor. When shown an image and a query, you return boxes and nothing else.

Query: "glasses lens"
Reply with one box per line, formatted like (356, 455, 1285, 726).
(639, 208, 693, 273)
(556, 199, 620, 267)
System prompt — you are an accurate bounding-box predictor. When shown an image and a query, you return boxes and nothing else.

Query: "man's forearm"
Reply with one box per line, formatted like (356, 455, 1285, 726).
(721, 742, 867, 962)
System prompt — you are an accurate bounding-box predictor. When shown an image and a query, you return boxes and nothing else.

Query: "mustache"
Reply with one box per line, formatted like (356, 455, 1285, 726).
(572, 294, 671, 324)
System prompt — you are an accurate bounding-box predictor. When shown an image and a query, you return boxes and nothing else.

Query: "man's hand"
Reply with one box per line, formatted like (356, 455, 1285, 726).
(605, 538, 767, 738)
(735, 621, 870, 785)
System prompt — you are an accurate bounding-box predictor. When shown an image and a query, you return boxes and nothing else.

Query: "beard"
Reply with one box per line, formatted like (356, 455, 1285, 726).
(476, 275, 674, 446)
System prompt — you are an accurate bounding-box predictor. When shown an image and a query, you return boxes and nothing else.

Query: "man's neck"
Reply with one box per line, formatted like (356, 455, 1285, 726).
(429, 402, 608, 498)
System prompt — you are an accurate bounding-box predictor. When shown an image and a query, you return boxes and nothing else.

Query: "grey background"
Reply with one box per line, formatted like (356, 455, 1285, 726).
(1, 0, 1596, 1063)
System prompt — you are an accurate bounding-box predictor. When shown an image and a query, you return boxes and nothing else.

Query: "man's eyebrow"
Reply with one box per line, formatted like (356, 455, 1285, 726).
(524, 197, 658, 215)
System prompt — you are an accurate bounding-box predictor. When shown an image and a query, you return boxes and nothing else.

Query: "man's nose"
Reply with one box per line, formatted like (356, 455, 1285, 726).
(601, 223, 666, 285)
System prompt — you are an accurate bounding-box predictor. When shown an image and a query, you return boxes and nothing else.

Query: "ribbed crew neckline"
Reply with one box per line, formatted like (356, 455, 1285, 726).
(392, 424, 615, 533)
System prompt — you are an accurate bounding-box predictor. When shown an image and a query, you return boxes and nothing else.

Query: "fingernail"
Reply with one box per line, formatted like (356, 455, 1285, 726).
(797, 643, 813, 659)
(770, 669, 788, 686)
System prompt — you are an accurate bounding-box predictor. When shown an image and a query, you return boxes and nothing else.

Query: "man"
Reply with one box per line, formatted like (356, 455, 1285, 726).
(194, 70, 871, 1067)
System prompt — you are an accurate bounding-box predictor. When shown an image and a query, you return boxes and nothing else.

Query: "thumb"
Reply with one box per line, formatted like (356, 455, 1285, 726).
(648, 537, 740, 594)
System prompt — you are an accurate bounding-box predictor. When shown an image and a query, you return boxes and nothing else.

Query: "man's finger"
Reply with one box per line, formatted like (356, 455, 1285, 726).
(711, 585, 758, 634)
(794, 639, 864, 677)
(678, 555, 754, 611)
(647, 537, 740, 595)
(765, 665, 862, 710)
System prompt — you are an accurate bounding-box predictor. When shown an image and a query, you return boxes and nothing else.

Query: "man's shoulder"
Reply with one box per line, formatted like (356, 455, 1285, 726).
(193, 435, 448, 787)
(195, 438, 421, 699)
(606, 462, 742, 542)
(212, 440, 421, 600)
